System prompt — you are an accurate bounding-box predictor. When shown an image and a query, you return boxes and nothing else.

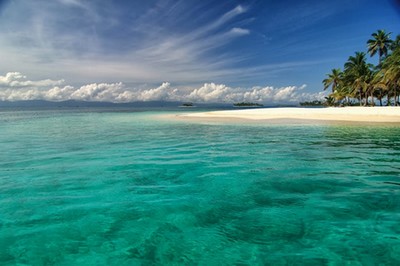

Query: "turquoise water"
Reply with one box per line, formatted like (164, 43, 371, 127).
(1, 109, 400, 265)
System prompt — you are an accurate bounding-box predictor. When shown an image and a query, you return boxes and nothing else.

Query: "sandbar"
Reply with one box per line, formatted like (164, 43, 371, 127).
(173, 107, 400, 124)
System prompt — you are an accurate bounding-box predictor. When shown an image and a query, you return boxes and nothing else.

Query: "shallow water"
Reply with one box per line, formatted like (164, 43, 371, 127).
(1, 109, 400, 265)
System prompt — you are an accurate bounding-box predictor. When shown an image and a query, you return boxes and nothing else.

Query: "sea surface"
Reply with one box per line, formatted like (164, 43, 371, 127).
(1, 108, 400, 265)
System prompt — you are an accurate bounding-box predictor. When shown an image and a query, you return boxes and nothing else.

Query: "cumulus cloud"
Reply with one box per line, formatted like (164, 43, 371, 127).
(70, 82, 125, 102)
(0, 72, 64, 87)
(187, 83, 325, 104)
(0, 72, 325, 104)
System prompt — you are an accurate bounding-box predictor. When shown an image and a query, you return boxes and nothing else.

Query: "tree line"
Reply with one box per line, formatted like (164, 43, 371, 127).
(323, 30, 400, 106)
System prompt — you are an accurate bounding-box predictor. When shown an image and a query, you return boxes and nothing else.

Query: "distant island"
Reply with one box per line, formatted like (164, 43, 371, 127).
(233, 102, 263, 107)
(180, 102, 195, 107)
(299, 100, 325, 107)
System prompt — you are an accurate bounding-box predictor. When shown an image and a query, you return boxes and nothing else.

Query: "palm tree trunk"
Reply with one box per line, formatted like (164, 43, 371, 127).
(371, 91, 374, 106)
(364, 91, 368, 106)
(377, 89, 383, 106)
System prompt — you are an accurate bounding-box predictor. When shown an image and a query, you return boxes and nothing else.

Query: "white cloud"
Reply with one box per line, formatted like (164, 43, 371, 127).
(197, 5, 247, 37)
(70, 82, 125, 102)
(187, 83, 324, 104)
(59, 0, 84, 8)
(230, 28, 250, 36)
(217, 5, 247, 27)
(137, 82, 172, 101)
(0, 72, 325, 104)
(0, 72, 64, 87)
(45, 86, 75, 101)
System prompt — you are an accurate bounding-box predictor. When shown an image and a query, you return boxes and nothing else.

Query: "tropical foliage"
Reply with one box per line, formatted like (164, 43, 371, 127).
(323, 30, 399, 106)
(233, 102, 264, 107)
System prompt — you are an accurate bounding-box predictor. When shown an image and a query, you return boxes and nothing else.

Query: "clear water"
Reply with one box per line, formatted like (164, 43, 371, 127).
(1, 109, 400, 265)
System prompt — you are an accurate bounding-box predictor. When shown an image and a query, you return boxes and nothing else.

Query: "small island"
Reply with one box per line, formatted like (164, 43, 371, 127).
(299, 100, 325, 107)
(179, 102, 195, 107)
(233, 102, 264, 107)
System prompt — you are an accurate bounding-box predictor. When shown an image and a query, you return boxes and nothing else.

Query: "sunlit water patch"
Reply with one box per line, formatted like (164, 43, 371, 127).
(1, 109, 400, 265)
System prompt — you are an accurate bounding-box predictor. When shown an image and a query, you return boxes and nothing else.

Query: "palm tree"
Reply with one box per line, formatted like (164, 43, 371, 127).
(372, 70, 386, 106)
(364, 69, 376, 106)
(390, 34, 400, 51)
(367, 30, 393, 65)
(381, 46, 400, 105)
(323, 68, 343, 93)
(331, 83, 352, 105)
(344, 52, 373, 105)
(321, 30, 399, 107)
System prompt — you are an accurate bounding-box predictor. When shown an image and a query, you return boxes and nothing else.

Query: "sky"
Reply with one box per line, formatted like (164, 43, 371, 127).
(0, 0, 399, 104)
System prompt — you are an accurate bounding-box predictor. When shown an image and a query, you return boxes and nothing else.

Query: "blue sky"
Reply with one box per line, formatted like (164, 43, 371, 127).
(0, 0, 399, 103)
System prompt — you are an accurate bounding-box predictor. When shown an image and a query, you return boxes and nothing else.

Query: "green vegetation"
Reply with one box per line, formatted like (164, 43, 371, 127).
(233, 102, 264, 107)
(180, 102, 194, 107)
(323, 30, 400, 106)
(299, 100, 325, 107)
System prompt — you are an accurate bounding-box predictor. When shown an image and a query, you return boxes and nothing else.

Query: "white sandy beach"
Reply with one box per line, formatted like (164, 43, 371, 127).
(177, 107, 400, 123)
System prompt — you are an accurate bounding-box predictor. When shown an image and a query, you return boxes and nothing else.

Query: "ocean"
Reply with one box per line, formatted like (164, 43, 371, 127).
(1, 107, 400, 265)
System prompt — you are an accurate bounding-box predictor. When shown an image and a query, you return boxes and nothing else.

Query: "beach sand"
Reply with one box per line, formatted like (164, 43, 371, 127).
(174, 107, 400, 124)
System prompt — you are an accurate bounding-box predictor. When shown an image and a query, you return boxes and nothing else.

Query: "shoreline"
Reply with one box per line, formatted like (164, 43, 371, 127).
(170, 107, 400, 124)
